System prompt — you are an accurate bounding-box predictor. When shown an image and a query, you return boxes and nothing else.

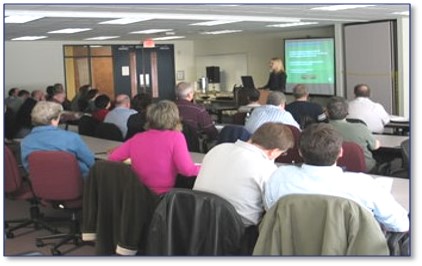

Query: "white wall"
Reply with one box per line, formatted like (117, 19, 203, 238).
(397, 17, 410, 118)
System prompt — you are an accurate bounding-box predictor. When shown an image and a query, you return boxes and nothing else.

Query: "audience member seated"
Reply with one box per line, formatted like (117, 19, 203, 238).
(126, 92, 153, 140)
(244, 91, 300, 134)
(92, 94, 111, 122)
(347, 83, 390, 133)
(53, 83, 72, 111)
(194, 122, 294, 227)
(108, 100, 200, 195)
(15, 90, 45, 138)
(264, 123, 409, 233)
(238, 88, 261, 113)
(5, 87, 21, 113)
(70, 84, 91, 112)
(84, 88, 100, 113)
(327, 96, 380, 172)
(20, 101, 95, 179)
(175, 82, 218, 141)
(285, 84, 325, 129)
(104, 94, 137, 139)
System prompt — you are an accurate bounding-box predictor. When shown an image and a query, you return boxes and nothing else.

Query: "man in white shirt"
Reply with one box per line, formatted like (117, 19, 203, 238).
(264, 123, 409, 232)
(245, 91, 300, 134)
(347, 84, 390, 133)
(104, 94, 137, 139)
(193, 122, 294, 227)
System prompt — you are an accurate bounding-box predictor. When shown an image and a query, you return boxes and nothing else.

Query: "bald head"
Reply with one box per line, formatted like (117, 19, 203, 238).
(31, 90, 45, 101)
(115, 94, 131, 108)
(354, 84, 370, 98)
(175, 82, 194, 100)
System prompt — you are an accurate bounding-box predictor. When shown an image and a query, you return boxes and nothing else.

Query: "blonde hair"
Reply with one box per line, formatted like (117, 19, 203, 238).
(145, 100, 182, 131)
(31, 101, 63, 126)
(271, 57, 285, 73)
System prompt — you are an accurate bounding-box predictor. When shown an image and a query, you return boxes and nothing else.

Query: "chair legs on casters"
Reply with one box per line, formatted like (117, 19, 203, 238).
(5, 202, 59, 239)
(35, 211, 88, 255)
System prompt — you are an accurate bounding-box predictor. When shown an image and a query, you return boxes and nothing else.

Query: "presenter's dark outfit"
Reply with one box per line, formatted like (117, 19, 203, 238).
(263, 72, 287, 92)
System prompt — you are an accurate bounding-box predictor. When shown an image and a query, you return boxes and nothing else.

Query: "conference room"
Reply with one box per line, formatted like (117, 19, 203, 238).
(4, 3, 411, 256)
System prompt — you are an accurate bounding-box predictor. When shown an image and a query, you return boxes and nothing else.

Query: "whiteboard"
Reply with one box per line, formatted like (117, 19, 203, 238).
(195, 53, 248, 92)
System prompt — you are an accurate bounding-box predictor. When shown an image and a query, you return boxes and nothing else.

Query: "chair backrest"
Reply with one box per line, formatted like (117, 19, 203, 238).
(145, 188, 246, 255)
(346, 118, 367, 126)
(28, 151, 83, 201)
(232, 112, 247, 125)
(182, 121, 201, 152)
(337, 141, 367, 173)
(5, 145, 24, 193)
(95, 122, 123, 141)
(78, 115, 99, 137)
(253, 194, 389, 255)
(217, 125, 251, 144)
(275, 124, 303, 164)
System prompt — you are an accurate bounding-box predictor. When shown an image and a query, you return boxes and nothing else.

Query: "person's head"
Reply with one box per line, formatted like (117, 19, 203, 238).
(52, 91, 66, 103)
(270, 57, 285, 73)
(18, 90, 30, 99)
(175, 82, 194, 101)
(292, 84, 309, 100)
(46, 85, 55, 98)
(145, 100, 182, 131)
(8, 88, 19, 97)
(115, 94, 131, 108)
(94, 94, 111, 109)
(31, 101, 63, 127)
(354, 84, 371, 98)
(78, 84, 91, 97)
(326, 96, 348, 120)
(87, 88, 99, 100)
(266, 91, 286, 108)
(131, 92, 152, 112)
(31, 90, 45, 101)
(299, 123, 343, 166)
(247, 88, 260, 103)
(53, 83, 64, 93)
(250, 122, 294, 160)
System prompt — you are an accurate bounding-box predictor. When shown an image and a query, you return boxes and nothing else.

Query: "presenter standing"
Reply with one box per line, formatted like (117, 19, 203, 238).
(260, 57, 287, 92)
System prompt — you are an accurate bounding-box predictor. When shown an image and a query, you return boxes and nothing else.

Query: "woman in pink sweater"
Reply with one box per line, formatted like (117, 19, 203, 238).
(108, 100, 200, 194)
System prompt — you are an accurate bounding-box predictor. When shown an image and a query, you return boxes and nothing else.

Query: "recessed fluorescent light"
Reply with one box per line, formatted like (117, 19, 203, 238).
(190, 20, 241, 26)
(11, 36, 47, 41)
(311, 5, 376, 11)
(130, 29, 173, 34)
(267, 22, 319, 28)
(392, 11, 409, 16)
(99, 18, 151, 25)
(201, 30, 243, 35)
(152, 36, 185, 41)
(5, 15, 44, 23)
(48, 28, 92, 34)
(84, 36, 120, 40)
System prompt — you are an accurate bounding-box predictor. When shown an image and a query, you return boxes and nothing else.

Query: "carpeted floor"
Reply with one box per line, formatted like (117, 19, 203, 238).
(4, 198, 96, 256)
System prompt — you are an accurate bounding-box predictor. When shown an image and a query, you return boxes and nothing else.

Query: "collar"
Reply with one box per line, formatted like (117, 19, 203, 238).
(234, 140, 272, 160)
(31, 125, 59, 133)
(301, 163, 344, 175)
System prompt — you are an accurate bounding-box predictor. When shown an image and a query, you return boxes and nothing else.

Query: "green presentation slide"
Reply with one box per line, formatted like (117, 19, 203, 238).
(285, 39, 335, 85)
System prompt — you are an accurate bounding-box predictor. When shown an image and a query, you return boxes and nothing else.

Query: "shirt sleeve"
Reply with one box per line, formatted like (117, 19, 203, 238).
(73, 136, 95, 169)
(198, 109, 218, 140)
(364, 176, 409, 232)
(108, 140, 131, 162)
(172, 132, 201, 177)
(376, 103, 391, 125)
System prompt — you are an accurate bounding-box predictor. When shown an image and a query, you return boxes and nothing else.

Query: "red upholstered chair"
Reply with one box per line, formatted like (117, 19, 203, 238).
(337, 142, 367, 173)
(276, 125, 303, 165)
(28, 151, 88, 255)
(5, 146, 57, 238)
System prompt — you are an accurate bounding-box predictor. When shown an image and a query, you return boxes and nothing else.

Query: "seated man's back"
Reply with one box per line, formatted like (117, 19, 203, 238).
(194, 122, 294, 226)
(264, 123, 408, 233)
(175, 82, 218, 140)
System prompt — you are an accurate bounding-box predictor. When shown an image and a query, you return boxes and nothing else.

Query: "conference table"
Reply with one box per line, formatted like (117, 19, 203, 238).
(376, 134, 409, 149)
(81, 136, 409, 212)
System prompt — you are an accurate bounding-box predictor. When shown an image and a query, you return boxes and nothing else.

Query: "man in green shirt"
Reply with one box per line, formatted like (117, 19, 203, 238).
(326, 96, 380, 172)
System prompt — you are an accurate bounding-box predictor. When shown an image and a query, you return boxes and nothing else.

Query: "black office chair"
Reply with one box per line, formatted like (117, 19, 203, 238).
(78, 115, 99, 137)
(95, 122, 123, 141)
